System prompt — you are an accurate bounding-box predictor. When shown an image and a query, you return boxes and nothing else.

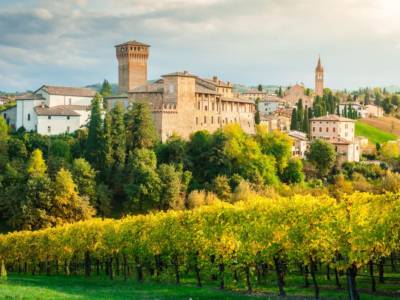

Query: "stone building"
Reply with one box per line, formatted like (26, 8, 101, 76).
(315, 57, 324, 97)
(288, 130, 308, 158)
(310, 114, 360, 163)
(283, 83, 313, 108)
(260, 108, 292, 133)
(108, 40, 256, 141)
(241, 89, 269, 101)
(257, 95, 286, 115)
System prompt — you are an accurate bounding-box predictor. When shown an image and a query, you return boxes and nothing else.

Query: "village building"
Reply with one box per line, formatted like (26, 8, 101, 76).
(13, 85, 96, 135)
(260, 108, 292, 132)
(241, 89, 269, 101)
(107, 40, 256, 141)
(283, 83, 313, 108)
(338, 102, 384, 118)
(257, 95, 286, 115)
(310, 114, 360, 163)
(288, 130, 308, 158)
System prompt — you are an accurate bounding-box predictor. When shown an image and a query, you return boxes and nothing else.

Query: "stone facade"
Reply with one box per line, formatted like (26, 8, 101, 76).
(109, 41, 255, 142)
(115, 40, 150, 93)
(283, 84, 313, 108)
(288, 130, 308, 158)
(315, 57, 324, 97)
(310, 114, 360, 163)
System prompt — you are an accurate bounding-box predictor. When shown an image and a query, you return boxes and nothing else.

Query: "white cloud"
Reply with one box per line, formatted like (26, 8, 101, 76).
(33, 8, 53, 20)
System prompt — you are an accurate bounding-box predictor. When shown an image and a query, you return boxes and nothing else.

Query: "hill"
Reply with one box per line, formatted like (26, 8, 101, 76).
(356, 117, 399, 144)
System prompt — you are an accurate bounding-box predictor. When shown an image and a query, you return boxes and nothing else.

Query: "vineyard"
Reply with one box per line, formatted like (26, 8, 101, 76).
(1, 193, 400, 299)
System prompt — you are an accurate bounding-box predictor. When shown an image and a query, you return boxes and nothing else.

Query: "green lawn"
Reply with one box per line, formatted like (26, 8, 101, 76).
(355, 121, 397, 144)
(1, 273, 399, 300)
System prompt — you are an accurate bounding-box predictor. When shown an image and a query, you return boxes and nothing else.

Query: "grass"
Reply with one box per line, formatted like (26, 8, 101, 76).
(355, 120, 397, 144)
(1, 271, 400, 300)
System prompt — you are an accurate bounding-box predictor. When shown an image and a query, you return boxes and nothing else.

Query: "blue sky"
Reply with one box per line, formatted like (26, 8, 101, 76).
(1, 0, 400, 92)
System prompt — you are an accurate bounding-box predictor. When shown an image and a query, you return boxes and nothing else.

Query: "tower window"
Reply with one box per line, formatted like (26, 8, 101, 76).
(27, 113, 30, 121)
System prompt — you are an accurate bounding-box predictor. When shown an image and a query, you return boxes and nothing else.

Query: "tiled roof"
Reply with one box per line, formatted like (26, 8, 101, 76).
(195, 85, 218, 95)
(310, 114, 355, 122)
(202, 77, 232, 87)
(242, 89, 268, 94)
(16, 93, 45, 100)
(34, 105, 88, 116)
(36, 85, 96, 97)
(115, 40, 150, 47)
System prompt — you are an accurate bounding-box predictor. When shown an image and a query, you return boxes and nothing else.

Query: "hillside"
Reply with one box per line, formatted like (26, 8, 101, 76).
(356, 117, 399, 144)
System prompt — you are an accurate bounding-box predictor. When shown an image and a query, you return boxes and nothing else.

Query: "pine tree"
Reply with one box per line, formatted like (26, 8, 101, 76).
(100, 79, 112, 98)
(27, 149, 47, 176)
(125, 102, 157, 151)
(86, 93, 103, 169)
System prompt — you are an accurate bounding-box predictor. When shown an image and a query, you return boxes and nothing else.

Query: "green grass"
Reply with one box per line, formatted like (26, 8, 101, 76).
(355, 121, 397, 144)
(1, 272, 399, 300)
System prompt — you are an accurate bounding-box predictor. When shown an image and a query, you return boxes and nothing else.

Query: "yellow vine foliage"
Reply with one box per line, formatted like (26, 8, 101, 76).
(0, 192, 399, 271)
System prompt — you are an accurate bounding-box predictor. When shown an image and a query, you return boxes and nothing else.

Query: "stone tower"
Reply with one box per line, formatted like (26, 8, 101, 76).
(115, 40, 150, 93)
(315, 56, 324, 97)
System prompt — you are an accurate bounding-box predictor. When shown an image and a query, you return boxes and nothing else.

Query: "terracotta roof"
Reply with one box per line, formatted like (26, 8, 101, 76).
(196, 85, 218, 95)
(34, 105, 88, 116)
(115, 40, 150, 47)
(36, 85, 96, 97)
(202, 77, 232, 87)
(242, 89, 268, 94)
(16, 93, 45, 100)
(310, 114, 355, 122)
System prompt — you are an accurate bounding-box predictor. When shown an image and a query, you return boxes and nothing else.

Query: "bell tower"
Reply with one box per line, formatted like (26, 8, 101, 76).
(315, 56, 324, 97)
(115, 40, 150, 93)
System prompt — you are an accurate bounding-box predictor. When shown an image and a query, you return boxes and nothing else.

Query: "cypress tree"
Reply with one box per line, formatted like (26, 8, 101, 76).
(99, 111, 114, 182)
(290, 108, 298, 130)
(100, 79, 112, 98)
(86, 94, 103, 169)
(296, 99, 304, 129)
(302, 108, 309, 134)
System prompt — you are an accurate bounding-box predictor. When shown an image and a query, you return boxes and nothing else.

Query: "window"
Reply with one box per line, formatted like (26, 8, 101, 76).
(218, 117, 220, 124)
(319, 127, 322, 132)
(67, 116, 70, 120)
(48, 116, 51, 120)
(205, 105, 208, 111)
(333, 127, 336, 132)
(69, 98, 72, 105)
(211, 116, 214, 124)
(204, 116, 207, 124)
(326, 127, 329, 132)
(168, 84, 174, 94)
(313, 127, 315, 132)
(27, 113, 30, 121)
(196, 117, 198, 125)
(47, 126, 51, 133)
(197, 102, 201, 110)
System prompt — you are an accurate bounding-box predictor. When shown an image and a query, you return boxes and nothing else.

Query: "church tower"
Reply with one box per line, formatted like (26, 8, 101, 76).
(115, 40, 150, 93)
(315, 56, 324, 97)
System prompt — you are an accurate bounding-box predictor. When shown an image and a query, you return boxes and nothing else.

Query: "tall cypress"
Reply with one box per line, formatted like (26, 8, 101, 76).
(99, 111, 114, 182)
(86, 94, 103, 169)
(302, 108, 309, 134)
(290, 108, 298, 130)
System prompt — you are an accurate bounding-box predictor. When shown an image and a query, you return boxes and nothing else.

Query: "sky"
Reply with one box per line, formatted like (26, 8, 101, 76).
(1, 0, 400, 92)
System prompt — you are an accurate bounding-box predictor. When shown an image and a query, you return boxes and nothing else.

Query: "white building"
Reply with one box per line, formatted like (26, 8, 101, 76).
(15, 85, 96, 135)
(338, 102, 384, 118)
(310, 114, 360, 163)
(288, 130, 308, 158)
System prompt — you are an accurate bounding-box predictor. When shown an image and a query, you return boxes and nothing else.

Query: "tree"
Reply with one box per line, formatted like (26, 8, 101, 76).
(51, 168, 95, 225)
(156, 134, 188, 168)
(277, 86, 283, 98)
(126, 102, 157, 151)
(71, 158, 97, 206)
(281, 158, 304, 183)
(255, 98, 261, 125)
(296, 99, 304, 130)
(110, 103, 126, 195)
(158, 164, 183, 210)
(7, 137, 28, 161)
(307, 139, 336, 178)
(290, 108, 298, 130)
(95, 183, 112, 219)
(99, 111, 114, 181)
(0, 116, 9, 170)
(27, 149, 47, 176)
(86, 93, 103, 169)
(212, 175, 231, 201)
(124, 149, 161, 213)
(302, 108, 309, 134)
(100, 79, 112, 98)
(257, 84, 263, 92)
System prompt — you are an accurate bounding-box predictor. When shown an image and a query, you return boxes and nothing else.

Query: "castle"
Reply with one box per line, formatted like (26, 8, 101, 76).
(107, 40, 256, 141)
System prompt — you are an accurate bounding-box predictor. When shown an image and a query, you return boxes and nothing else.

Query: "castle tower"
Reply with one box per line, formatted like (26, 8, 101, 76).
(315, 56, 324, 97)
(115, 40, 150, 93)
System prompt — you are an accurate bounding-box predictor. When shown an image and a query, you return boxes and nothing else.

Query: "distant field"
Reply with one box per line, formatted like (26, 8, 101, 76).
(356, 119, 398, 144)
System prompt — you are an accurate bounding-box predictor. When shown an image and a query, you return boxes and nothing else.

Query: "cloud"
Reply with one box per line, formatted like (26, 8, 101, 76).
(1, 0, 400, 91)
